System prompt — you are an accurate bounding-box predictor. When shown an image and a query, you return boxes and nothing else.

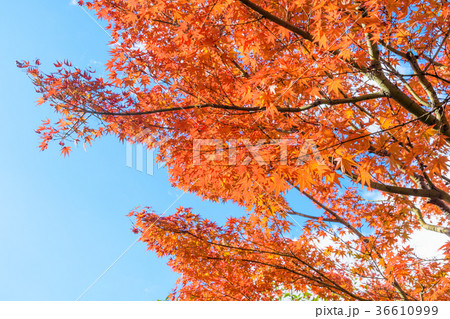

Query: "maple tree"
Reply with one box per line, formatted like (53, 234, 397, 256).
(19, 0, 450, 300)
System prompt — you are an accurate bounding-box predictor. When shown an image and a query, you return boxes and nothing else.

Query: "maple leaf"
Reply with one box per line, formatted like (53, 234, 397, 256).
(61, 146, 71, 157)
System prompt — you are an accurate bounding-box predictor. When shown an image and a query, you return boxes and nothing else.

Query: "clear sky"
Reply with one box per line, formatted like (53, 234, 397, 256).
(0, 0, 447, 302)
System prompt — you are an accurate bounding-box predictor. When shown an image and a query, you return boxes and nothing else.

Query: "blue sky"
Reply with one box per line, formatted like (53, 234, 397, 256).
(0, 0, 254, 301)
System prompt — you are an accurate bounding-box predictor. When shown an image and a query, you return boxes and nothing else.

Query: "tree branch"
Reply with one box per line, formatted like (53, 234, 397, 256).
(367, 70, 450, 137)
(287, 210, 340, 223)
(411, 204, 450, 237)
(345, 171, 450, 203)
(63, 92, 388, 116)
(237, 0, 313, 42)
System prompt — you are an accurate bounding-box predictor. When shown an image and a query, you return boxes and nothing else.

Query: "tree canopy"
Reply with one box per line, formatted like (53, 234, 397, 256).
(19, 0, 450, 300)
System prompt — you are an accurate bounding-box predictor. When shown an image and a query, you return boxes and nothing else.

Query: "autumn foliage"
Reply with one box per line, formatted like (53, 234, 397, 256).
(19, 0, 450, 300)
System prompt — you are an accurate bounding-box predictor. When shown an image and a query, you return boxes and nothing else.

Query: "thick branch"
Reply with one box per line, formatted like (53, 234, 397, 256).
(411, 204, 450, 237)
(346, 171, 450, 203)
(368, 71, 450, 136)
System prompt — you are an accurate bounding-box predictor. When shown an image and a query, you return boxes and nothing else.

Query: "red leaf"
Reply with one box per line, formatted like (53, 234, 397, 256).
(61, 146, 71, 157)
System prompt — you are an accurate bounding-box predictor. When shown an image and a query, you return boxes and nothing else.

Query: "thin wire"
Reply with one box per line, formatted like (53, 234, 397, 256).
(75, 189, 189, 300)
(78, 5, 112, 38)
